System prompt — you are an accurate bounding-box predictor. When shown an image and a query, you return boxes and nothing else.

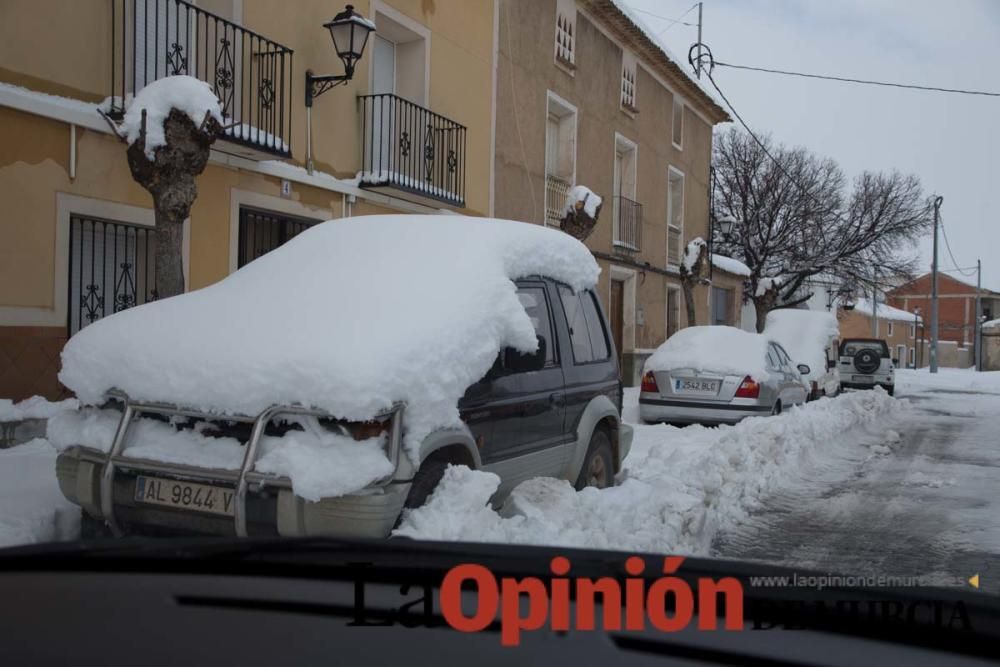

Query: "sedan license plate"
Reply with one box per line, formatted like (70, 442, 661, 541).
(673, 378, 721, 395)
(134, 475, 235, 516)
(852, 375, 874, 383)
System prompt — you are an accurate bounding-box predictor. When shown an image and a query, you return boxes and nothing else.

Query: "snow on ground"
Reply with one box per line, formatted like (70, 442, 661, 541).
(896, 367, 1000, 394)
(122, 75, 224, 159)
(0, 395, 79, 422)
(396, 388, 906, 554)
(59, 215, 599, 462)
(644, 325, 770, 378)
(0, 439, 79, 548)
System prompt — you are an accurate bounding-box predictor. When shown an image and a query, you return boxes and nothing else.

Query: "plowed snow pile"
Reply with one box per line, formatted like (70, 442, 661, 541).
(396, 389, 907, 554)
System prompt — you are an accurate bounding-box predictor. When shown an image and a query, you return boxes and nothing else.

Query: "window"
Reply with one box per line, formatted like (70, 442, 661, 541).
(672, 97, 684, 149)
(896, 344, 906, 364)
(620, 50, 637, 112)
(909, 346, 916, 366)
(766, 345, 782, 370)
(238, 207, 321, 268)
(909, 322, 916, 338)
(557, 286, 609, 364)
(544, 93, 577, 226)
(554, 0, 576, 68)
(887, 321, 894, 337)
(370, 8, 428, 104)
(613, 134, 638, 249)
(68, 215, 155, 336)
(667, 168, 684, 265)
(666, 286, 681, 337)
(516, 286, 557, 367)
(581, 291, 611, 361)
(711, 287, 733, 326)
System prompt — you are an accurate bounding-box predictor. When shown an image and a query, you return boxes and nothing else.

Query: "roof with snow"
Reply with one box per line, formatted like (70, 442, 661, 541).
(59, 215, 600, 457)
(584, 0, 730, 124)
(712, 254, 751, 277)
(848, 298, 920, 323)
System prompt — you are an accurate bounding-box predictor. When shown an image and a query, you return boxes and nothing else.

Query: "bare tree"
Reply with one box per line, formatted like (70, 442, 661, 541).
(679, 238, 710, 327)
(713, 128, 931, 331)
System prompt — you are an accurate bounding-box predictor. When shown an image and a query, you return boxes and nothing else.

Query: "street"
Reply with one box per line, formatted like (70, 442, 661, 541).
(712, 372, 1000, 595)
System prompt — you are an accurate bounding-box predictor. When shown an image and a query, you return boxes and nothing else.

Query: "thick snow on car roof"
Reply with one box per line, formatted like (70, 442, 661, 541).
(765, 309, 840, 383)
(59, 215, 599, 455)
(644, 325, 770, 379)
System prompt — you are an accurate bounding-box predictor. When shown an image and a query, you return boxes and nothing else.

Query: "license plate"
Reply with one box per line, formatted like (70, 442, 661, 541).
(134, 475, 235, 516)
(852, 375, 874, 383)
(674, 378, 721, 394)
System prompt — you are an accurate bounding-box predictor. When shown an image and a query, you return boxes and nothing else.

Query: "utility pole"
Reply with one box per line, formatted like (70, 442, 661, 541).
(930, 196, 943, 373)
(871, 268, 879, 337)
(975, 258, 982, 371)
(695, 2, 703, 79)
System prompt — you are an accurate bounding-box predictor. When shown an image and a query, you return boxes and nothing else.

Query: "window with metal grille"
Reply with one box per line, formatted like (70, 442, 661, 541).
(237, 207, 322, 268)
(621, 51, 638, 112)
(68, 215, 155, 336)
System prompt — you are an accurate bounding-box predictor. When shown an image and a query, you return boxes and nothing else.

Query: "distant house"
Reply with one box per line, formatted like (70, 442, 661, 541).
(887, 272, 1000, 363)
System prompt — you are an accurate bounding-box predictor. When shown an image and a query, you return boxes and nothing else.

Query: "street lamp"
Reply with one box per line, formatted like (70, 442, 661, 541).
(305, 5, 376, 107)
(717, 214, 736, 240)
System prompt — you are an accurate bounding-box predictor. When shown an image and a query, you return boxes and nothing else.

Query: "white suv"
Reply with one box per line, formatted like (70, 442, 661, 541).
(838, 338, 895, 396)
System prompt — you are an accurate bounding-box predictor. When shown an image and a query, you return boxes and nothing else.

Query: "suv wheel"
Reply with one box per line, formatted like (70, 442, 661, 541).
(853, 348, 881, 374)
(575, 429, 614, 490)
(402, 457, 450, 510)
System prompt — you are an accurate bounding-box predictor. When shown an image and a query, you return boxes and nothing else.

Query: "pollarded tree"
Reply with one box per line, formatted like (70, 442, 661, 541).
(104, 76, 223, 299)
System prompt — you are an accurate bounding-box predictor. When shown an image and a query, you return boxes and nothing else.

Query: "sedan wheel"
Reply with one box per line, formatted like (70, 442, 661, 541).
(770, 401, 782, 416)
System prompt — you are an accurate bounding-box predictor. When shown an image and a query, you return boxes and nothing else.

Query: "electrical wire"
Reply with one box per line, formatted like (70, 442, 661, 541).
(630, 4, 699, 34)
(938, 214, 978, 277)
(714, 61, 1000, 98)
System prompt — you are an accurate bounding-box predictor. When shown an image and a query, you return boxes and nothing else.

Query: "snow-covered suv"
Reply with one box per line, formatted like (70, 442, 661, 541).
(838, 338, 895, 396)
(51, 216, 632, 540)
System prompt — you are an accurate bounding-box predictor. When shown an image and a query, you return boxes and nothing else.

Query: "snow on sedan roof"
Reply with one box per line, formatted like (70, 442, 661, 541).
(59, 215, 599, 456)
(644, 326, 770, 379)
(764, 310, 839, 382)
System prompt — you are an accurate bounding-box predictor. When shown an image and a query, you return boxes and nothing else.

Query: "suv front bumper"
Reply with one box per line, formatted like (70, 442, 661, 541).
(56, 446, 409, 539)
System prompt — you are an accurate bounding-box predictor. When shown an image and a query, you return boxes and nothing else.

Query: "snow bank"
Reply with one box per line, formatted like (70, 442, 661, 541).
(712, 254, 751, 277)
(563, 185, 602, 219)
(645, 325, 769, 378)
(395, 388, 906, 554)
(122, 75, 224, 159)
(0, 396, 79, 422)
(896, 368, 1000, 394)
(0, 440, 80, 548)
(59, 215, 599, 461)
(764, 309, 839, 381)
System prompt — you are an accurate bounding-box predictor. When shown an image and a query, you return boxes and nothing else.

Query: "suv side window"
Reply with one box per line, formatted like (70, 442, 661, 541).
(516, 286, 557, 368)
(581, 290, 611, 361)
(557, 285, 594, 364)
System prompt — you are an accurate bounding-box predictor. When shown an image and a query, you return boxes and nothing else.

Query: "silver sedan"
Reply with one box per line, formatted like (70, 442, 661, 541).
(639, 340, 810, 425)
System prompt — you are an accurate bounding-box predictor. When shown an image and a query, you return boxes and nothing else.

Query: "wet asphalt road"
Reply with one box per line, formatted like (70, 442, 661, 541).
(711, 384, 1000, 597)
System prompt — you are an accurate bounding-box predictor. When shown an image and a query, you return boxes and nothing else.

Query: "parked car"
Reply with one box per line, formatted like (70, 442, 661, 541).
(764, 309, 841, 400)
(838, 338, 895, 396)
(52, 216, 632, 540)
(639, 326, 810, 425)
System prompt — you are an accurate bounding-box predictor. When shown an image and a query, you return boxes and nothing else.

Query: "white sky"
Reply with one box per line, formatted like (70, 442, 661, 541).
(623, 0, 1000, 290)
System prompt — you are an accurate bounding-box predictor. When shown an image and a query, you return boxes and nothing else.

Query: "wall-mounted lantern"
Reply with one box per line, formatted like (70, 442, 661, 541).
(305, 5, 375, 107)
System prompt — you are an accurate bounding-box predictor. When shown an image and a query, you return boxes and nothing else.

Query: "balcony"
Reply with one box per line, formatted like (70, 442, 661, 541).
(612, 195, 642, 254)
(107, 0, 293, 159)
(359, 94, 467, 207)
(545, 175, 571, 227)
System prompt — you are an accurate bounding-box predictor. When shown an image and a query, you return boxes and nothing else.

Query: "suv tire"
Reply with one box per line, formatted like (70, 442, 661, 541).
(854, 348, 880, 374)
(402, 457, 451, 510)
(575, 429, 614, 490)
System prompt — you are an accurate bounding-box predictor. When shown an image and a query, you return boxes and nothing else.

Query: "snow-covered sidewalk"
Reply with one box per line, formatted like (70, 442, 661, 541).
(0, 439, 79, 548)
(396, 388, 906, 554)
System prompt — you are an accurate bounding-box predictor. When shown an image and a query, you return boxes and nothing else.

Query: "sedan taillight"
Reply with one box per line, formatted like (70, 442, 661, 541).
(735, 376, 760, 398)
(640, 371, 659, 393)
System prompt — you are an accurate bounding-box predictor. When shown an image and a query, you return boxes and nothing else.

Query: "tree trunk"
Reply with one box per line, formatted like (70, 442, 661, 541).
(753, 288, 779, 333)
(682, 279, 698, 327)
(126, 108, 219, 299)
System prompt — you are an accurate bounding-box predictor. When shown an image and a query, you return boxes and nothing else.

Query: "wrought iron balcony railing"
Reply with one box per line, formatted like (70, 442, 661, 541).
(107, 0, 293, 158)
(359, 94, 466, 207)
(545, 175, 571, 227)
(613, 195, 642, 253)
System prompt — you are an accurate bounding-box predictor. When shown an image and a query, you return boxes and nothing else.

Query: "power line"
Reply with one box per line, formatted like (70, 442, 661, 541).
(630, 4, 699, 33)
(939, 214, 978, 277)
(714, 61, 1000, 98)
